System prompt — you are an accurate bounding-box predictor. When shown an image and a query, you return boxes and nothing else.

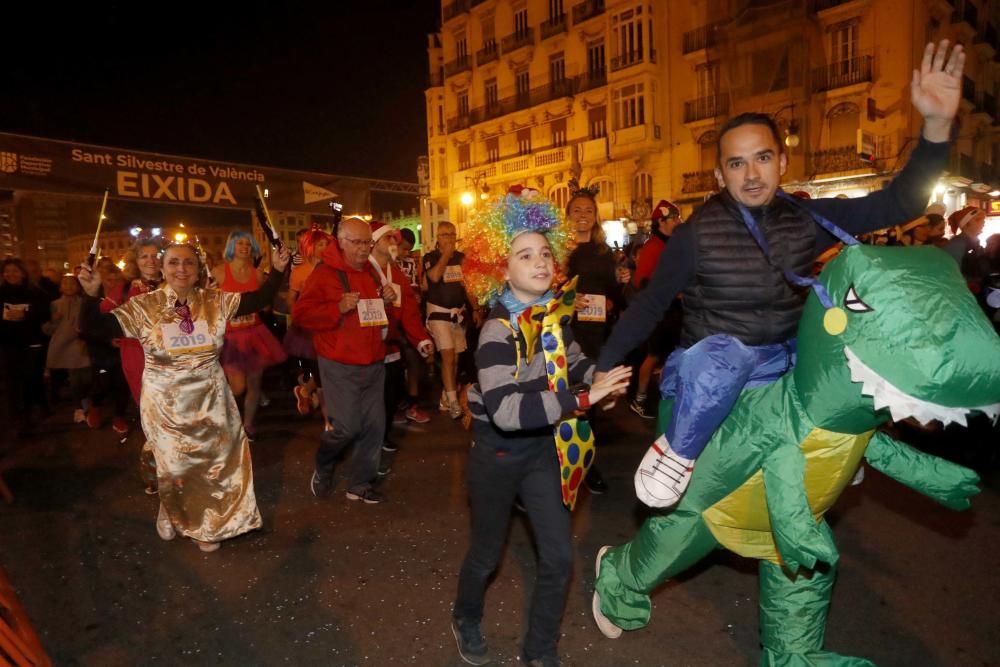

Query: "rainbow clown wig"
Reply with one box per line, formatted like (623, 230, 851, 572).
(463, 184, 575, 306)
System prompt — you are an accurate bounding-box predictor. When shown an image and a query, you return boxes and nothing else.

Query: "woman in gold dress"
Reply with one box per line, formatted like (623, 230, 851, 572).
(79, 242, 289, 552)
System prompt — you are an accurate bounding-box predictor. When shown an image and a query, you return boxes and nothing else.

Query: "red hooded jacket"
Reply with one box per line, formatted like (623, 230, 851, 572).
(293, 242, 428, 365)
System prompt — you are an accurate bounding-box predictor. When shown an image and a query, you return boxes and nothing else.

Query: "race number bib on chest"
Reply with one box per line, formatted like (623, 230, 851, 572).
(161, 320, 213, 355)
(357, 298, 389, 327)
(577, 294, 607, 322)
(443, 265, 464, 283)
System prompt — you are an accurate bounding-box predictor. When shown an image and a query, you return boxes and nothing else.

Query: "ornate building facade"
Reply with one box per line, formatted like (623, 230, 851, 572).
(425, 0, 999, 236)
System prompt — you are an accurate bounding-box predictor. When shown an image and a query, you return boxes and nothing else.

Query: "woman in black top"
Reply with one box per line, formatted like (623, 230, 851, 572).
(563, 186, 628, 495)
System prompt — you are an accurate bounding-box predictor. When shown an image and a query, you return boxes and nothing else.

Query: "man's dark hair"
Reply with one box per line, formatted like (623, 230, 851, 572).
(399, 228, 416, 245)
(717, 112, 783, 162)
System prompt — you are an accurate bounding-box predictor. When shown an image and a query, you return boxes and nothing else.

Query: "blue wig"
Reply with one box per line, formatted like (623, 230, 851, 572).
(223, 230, 262, 262)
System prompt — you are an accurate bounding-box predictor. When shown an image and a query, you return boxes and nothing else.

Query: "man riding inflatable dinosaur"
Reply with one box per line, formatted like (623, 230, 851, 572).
(592, 243, 1000, 665)
(588, 40, 1000, 665)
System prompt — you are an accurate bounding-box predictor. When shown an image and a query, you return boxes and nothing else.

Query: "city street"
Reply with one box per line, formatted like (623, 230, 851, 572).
(1, 394, 998, 666)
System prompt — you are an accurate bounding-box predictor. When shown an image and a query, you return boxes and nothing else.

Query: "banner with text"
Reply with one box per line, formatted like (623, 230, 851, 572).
(0, 132, 374, 214)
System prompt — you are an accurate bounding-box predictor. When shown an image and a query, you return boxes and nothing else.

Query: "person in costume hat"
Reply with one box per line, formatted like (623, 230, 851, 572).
(450, 185, 631, 667)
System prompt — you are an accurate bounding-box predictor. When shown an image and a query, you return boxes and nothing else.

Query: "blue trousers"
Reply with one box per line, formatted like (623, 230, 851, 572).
(659, 334, 796, 459)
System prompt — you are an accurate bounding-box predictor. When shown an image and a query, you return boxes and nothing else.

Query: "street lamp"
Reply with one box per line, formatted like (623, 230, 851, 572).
(771, 104, 801, 148)
(461, 172, 490, 207)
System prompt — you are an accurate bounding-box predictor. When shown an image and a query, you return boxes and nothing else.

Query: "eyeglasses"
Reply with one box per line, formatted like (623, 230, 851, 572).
(342, 237, 374, 248)
(175, 303, 194, 334)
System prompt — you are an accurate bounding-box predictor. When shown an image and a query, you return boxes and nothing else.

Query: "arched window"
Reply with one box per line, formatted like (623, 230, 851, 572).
(549, 184, 570, 210)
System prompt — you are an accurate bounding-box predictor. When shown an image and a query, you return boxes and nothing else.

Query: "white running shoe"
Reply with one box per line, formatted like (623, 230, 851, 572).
(634, 435, 694, 508)
(592, 546, 623, 639)
(156, 503, 176, 541)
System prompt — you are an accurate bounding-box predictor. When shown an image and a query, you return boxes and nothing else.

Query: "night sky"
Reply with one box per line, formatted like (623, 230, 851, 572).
(3, 1, 440, 184)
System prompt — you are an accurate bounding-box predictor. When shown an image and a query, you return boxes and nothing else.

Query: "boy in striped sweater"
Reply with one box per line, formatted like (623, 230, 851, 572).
(450, 187, 630, 667)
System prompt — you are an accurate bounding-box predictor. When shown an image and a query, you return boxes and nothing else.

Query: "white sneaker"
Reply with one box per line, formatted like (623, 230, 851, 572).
(592, 546, 623, 639)
(634, 435, 694, 508)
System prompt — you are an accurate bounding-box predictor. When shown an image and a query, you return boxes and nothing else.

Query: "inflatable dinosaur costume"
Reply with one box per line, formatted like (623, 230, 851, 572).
(593, 244, 1000, 666)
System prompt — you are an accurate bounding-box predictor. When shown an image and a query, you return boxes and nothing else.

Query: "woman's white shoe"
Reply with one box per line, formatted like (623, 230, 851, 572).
(156, 503, 176, 541)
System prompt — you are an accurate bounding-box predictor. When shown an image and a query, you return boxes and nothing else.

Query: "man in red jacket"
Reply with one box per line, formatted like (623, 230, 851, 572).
(294, 218, 410, 504)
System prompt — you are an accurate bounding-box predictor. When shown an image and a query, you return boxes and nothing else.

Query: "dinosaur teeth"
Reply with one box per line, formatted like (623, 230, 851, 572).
(844, 347, 1000, 427)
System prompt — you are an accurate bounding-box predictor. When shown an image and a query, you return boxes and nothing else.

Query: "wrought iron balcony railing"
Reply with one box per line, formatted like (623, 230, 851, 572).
(683, 94, 729, 123)
(540, 14, 568, 40)
(572, 0, 605, 25)
(812, 55, 873, 92)
(501, 28, 534, 54)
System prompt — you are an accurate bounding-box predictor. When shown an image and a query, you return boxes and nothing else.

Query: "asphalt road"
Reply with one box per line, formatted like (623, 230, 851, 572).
(1, 395, 998, 667)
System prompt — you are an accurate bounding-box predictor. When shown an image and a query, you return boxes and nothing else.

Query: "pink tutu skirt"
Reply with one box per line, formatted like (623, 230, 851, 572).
(221, 323, 287, 375)
(282, 324, 316, 360)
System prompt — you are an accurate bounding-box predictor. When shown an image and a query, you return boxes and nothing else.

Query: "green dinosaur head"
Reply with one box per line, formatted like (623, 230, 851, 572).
(794, 244, 1000, 433)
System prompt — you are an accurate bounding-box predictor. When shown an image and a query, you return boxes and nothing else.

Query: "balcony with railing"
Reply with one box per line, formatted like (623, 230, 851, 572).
(444, 55, 472, 78)
(681, 170, 717, 194)
(812, 55, 873, 92)
(682, 21, 725, 54)
(476, 41, 498, 66)
(572, 0, 605, 25)
(445, 79, 578, 132)
(541, 14, 568, 40)
(501, 28, 534, 54)
(574, 70, 607, 93)
(443, 0, 470, 22)
(683, 94, 730, 123)
(611, 49, 656, 72)
(811, 145, 879, 174)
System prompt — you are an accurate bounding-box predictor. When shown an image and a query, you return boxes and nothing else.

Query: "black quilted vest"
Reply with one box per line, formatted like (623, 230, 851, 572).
(680, 192, 815, 347)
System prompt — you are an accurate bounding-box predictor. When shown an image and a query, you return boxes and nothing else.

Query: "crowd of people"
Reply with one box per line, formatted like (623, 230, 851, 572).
(1, 39, 998, 667)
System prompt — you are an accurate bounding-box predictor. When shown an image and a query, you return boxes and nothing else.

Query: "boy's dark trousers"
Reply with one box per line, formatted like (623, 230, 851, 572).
(454, 440, 572, 662)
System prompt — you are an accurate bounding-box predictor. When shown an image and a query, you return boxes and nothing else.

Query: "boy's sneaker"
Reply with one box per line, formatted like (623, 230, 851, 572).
(377, 462, 392, 476)
(382, 440, 399, 452)
(310, 469, 333, 498)
(629, 399, 656, 420)
(634, 435, 694, 508)
(592, 546, 623, 639)
(450, 618, 491, 665)
(345, 488, 384, 504)
(405, 405, 430, 424)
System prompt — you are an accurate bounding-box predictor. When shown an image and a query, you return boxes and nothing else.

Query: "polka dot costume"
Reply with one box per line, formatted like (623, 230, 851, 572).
(504, 277, 596, 510)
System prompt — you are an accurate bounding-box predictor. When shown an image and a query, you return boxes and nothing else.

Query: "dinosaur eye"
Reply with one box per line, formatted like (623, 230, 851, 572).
(844, 285, 873, 313)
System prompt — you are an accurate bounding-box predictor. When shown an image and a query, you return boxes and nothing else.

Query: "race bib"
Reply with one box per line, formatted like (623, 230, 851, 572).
(443, 264, 464, 283)
(161, 320, 213, 355)
(577, 294, 607, 322)
(357, 298, 389, 328)
(386, 281, 402, 309)
(229, 312, 258, 329)
(3, 303, 28, 321)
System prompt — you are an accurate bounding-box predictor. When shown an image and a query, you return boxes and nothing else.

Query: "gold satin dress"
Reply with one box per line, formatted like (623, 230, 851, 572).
(111, 286, 262, 543)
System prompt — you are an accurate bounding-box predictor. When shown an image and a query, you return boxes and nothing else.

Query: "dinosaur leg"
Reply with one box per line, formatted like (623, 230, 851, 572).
(758, 558, 876, 667)
(595, 508, 719, 630)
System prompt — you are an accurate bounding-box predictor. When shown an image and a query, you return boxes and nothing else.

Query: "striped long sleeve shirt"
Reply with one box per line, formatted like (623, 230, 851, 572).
(468, 303, 596, 452)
